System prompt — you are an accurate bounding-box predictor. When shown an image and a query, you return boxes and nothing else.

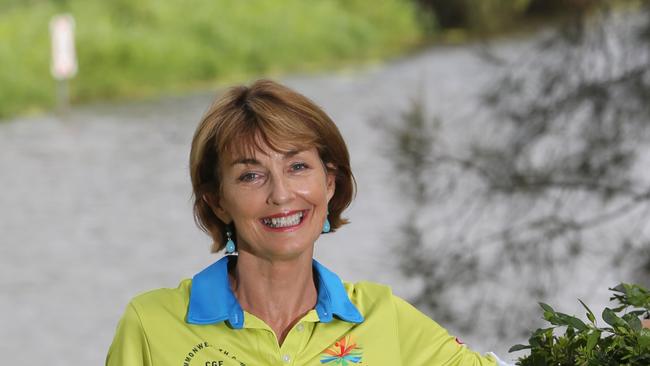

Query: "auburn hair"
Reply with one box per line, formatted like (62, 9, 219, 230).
(189, 79, 355, 252)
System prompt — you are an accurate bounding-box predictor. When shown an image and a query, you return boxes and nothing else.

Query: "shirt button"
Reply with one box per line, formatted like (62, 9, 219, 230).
(296, 323, 304, 332)
(282, 354, 291, 363)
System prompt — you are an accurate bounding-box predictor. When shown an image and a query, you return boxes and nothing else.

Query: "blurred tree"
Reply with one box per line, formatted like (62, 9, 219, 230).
(382, 0, 650, 341)
(526, 0, 601, 15)
(414, 0, 609, 34)
(414, 0, 467, 29)
(477, 0, 650, 287)
(414, 0, 531, 32)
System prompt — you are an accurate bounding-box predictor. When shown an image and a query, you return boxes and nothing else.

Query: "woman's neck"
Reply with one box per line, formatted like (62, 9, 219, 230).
(230, 251, 318, 345)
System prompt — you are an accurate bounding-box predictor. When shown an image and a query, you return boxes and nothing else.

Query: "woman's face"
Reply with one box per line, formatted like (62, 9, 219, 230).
(214, 142, 335, 261)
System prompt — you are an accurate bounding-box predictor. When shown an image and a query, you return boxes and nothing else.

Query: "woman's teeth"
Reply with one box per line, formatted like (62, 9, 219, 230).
(262, 212, 304, 228)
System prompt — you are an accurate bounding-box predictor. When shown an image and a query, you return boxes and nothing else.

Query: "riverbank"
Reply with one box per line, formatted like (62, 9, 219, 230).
(0, 0, 422, 120)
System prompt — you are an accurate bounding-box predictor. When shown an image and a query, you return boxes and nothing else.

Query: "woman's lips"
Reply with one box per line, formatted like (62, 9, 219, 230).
(259, 210, 309, 232)
(261, 209, 305, 219)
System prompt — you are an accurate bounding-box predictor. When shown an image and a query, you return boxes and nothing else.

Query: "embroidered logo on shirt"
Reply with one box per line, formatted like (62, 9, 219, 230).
(320, 335, 363, 364)
(181, 342, 248, 366)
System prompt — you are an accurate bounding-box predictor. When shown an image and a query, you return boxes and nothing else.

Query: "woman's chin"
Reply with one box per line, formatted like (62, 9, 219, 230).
(240, 241, 315, 262)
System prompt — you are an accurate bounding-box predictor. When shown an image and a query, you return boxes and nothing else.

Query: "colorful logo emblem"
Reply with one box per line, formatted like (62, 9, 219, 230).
(320, 335, 363, 364)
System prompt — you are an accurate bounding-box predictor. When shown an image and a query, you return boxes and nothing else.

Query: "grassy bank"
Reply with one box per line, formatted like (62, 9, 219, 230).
(0, 0, 422, 119)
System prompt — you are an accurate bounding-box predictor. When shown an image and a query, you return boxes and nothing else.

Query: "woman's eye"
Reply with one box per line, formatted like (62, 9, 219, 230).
(238, 172, 260, 182)
(290, 162, 308, 171)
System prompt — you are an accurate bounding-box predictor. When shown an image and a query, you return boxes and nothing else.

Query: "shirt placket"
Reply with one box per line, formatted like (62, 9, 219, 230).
(279, 312, 318, 366)
(243, 310, 320, 365)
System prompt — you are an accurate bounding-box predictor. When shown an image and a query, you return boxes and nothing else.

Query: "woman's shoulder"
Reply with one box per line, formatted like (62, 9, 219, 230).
(127, 278, 192, 315)
(342, 280, 397, 309)
(341, 281, 434, 321)
(343, 280, 393, 295)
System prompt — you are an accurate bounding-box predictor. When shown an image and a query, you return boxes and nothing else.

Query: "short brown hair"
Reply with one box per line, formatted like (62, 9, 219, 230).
(190, 79, 356, 252)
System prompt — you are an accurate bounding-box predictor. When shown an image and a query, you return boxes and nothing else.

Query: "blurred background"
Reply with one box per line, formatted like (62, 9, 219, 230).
(1, 0, 649, 364)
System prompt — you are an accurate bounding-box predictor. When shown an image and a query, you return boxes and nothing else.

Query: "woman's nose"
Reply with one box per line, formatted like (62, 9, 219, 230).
(267, 175, 294, 206)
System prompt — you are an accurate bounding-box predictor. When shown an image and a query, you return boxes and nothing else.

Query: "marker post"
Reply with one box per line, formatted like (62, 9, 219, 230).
(49, 14, 78, 114)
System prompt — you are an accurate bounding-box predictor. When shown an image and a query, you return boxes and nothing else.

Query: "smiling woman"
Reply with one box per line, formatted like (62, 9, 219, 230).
(215, 146, 333, 262)
(105, 80, 512, 366)
(189, 80, 354, 255)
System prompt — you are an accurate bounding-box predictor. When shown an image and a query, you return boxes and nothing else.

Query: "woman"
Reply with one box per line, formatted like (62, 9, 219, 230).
(106, 80, 509, 365)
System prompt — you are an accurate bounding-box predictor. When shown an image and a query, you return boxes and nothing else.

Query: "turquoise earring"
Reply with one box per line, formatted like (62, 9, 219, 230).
(322, 212, 331, 233)
(225, 227, 236, 254)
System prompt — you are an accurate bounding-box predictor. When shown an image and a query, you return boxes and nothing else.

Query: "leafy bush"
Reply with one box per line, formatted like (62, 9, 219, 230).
(0, 0, 422, 119)
(510, 283, 650, 365)
(414, 0, 533, 31)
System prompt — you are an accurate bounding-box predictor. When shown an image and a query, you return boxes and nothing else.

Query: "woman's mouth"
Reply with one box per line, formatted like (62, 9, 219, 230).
(260, 210, 307, 229)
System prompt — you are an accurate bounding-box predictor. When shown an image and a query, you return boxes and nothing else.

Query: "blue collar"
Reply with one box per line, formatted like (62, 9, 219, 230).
(186, 256, 364, 328)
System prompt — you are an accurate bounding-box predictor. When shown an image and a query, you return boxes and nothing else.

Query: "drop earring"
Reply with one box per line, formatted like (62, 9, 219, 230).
(225, 227, 236, 254)
(322, 211, 331, 233)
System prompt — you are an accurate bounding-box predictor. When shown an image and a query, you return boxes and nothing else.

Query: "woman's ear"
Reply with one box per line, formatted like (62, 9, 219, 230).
(325, 163, 336, 202)
(203, 194, 232, 224)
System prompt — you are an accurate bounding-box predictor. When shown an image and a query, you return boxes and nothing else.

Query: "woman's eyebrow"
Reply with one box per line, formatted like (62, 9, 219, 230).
(230, 149, 306, 166)
(231, 157, 260, 166)
(284, 149, 305, 158)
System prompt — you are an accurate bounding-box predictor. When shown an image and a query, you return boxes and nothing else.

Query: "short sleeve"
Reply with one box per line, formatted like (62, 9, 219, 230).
(106, 302, 153, 366)
(393, 296, 496, 366)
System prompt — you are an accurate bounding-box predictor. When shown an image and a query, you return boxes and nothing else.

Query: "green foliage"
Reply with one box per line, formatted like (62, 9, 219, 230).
(0, 0, 422, 119)
(415, 0, 533, 32)
(510, 283, 650, 366)
(464, 0, 532, 32)
(0, 1, 57, 117)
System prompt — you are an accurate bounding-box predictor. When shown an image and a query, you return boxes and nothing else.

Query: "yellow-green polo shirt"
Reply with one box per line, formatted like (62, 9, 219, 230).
(106, 256, 497, 366)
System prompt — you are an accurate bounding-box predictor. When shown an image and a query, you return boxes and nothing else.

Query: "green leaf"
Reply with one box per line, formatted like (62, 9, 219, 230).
(627, 310, 647, 317)
(529, 336, 541, 348)
(561, 314, 588, 331)
(509, 344, 531, 352)
(642, 328, 650, 337)
(586, 330, 600, 352)
(626, 285, 650, 307)
(640, 334, 650, 348)
(539, 302, 555, 313)
(603, 308, 624, 327)
(610, 283, 626, 294)
(622, 314, 642, 332)
(543, 311, 556, 323)
(579, 298, 596, 325)
(567, 316, 589, 331)
(611, 305, 626, 313)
